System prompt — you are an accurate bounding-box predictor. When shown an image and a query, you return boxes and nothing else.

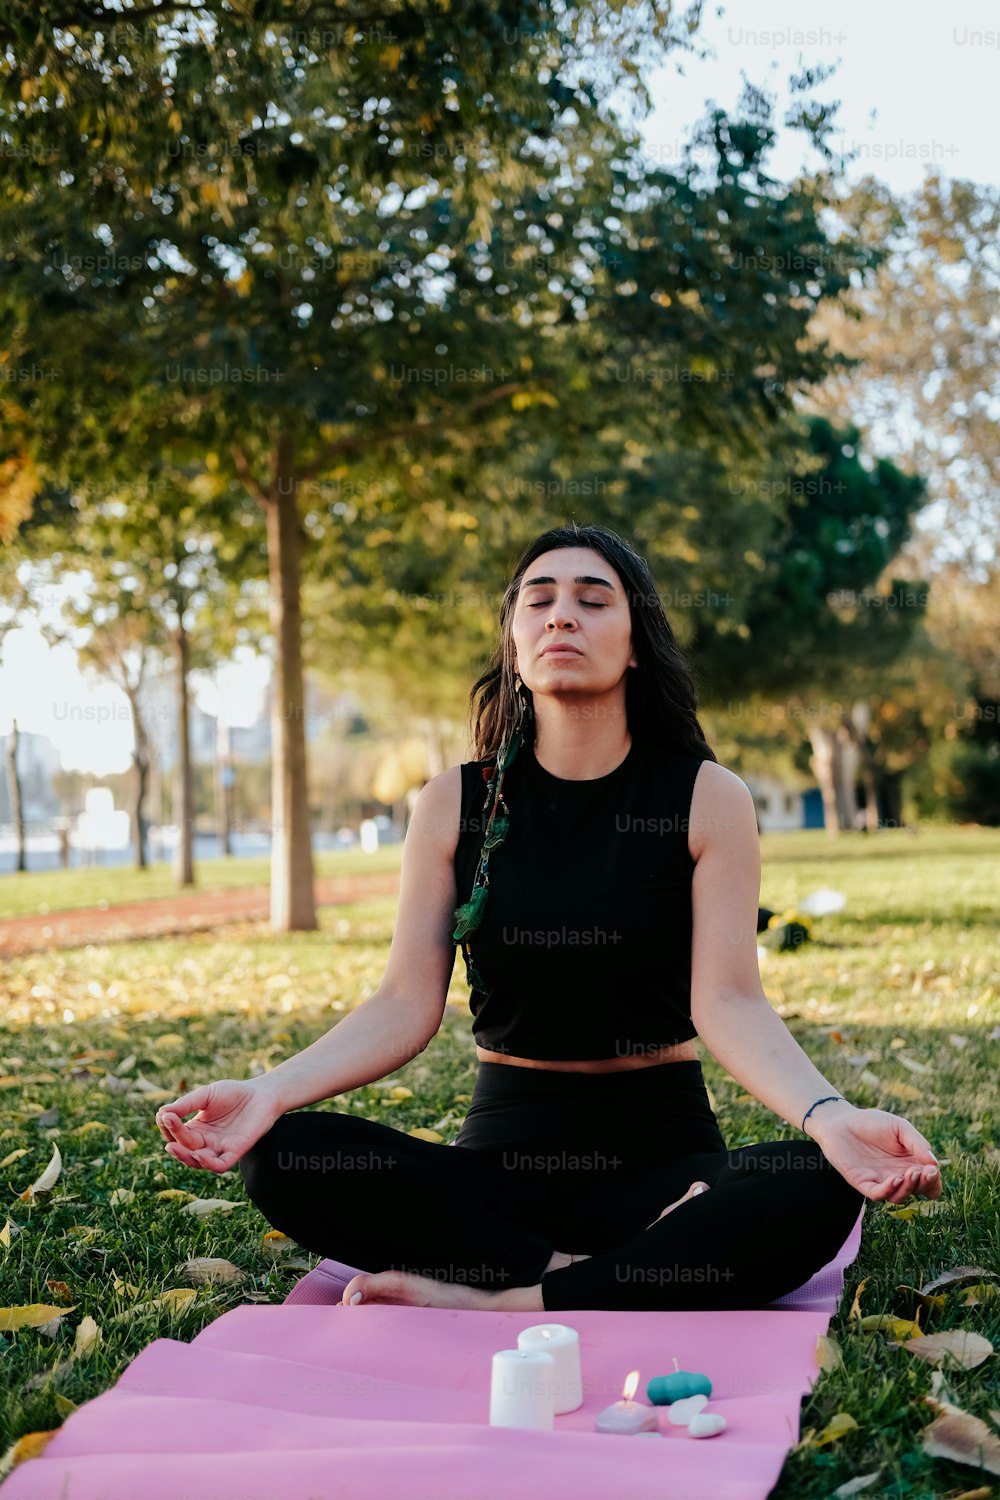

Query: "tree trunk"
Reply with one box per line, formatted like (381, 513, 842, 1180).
(171, 620, 195, 887)
(806, 723, 841, 837)
(125, 687, 150, 868)
(843, 702, 881, 832)
(265, 434, 317, 931)
(6, 718, 26, 872)
(148, 747, 161, 861)
(833, 724, 860, 830)
(215, 715, 233, 857)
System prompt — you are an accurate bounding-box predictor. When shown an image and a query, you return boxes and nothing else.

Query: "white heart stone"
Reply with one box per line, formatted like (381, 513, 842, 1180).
(688, 1411, 727, 1438)
(667, 1394, 709, 1426)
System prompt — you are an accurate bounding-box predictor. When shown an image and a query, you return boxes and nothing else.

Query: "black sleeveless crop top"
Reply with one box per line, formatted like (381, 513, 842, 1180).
(453, 733, 707, 1061)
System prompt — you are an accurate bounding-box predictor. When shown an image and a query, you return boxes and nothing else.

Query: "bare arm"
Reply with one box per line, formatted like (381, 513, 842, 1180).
(687, 763, 856, 1141)
(256, 767, 461, 1114)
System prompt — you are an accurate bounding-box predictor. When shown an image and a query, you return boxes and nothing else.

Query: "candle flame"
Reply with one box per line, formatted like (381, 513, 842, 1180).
(622, 1370, 640, 1401)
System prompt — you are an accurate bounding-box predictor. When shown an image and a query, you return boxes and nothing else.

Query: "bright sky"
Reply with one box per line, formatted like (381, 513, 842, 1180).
(640, 0, 998, 194)
(3, 2, 996, 774)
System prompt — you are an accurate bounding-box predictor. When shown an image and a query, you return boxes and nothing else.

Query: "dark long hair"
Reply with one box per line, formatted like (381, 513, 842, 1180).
(466, 522, 718, 764)
(451, 524, 717, 989)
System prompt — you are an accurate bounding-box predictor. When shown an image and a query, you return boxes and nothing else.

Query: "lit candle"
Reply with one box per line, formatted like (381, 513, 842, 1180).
(489, 1348, 556, 1430)
(647, 1357, 712, 1405)
(516, 1324, 583, 1414)
(594, 1370, 660, 1435)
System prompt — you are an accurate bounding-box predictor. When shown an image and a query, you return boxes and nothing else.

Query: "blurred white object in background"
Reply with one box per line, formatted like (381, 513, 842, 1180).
(796, 887, 847, 917)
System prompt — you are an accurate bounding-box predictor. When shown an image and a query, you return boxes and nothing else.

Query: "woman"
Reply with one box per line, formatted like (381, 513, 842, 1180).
(155, 523, 941, 1313)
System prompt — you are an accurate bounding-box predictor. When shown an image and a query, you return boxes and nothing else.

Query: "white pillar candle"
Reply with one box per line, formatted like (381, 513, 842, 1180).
(516, 1324, 583, 1414)
(489, 1348, 556, 1430)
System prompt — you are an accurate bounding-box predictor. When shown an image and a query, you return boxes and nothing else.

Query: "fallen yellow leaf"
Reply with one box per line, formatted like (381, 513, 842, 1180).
(815, 1332, 843, 1371)
(883, 1080, 923, 1102)
(107, 1288, 199, 1323)
(856, 1313, 923, 1339)
(814, 1411, 859, 1446)
(0, 1302, 79, 1331)
(7, 1429, 61, 1467)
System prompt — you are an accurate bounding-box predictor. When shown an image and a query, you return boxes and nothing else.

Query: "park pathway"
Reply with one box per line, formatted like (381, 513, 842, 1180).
(0, 871, 402, 957)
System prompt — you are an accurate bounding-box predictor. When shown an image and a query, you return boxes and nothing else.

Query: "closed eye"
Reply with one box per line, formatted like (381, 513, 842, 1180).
(528, 601, 606, 608)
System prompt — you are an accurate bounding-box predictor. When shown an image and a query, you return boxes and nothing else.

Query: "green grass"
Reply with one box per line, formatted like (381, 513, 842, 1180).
(1, 828, 998, 1495)
(0, 844, 405, 920)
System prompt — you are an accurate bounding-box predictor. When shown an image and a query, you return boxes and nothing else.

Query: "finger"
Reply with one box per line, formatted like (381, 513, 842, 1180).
(861, 1175, 898, 1202)
(156, 1109, 193, 1144)
(165, 1140, 209, 1170)
(157, 1110, 206, 1151)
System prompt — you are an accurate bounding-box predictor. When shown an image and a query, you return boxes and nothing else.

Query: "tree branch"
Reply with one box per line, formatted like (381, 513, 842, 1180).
(295, 380, 534, 482)
(231, 442, 270, 505)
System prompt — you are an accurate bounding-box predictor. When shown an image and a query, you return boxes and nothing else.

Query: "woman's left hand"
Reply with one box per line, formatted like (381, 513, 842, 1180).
(808, 1107, 942, 1204)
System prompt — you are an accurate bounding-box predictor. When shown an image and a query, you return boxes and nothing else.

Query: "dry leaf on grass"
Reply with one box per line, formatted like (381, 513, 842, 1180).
(183, 1257, 246, 1285)
(921, 1266, 1000, 1295)
(890, 1329, 993, 1369)
(884, 1200, 945, 1221)
(832, 1469, 885, 1497)
(815, 1332, 843, 1371)
(921, 1399, 1000, 1476)
(24, 1315, 102, 1391)
(0, 1429, 61, 1476)
(182, 1198, 238, 1217)
(107, 1288, 199, 1322)
(856, 1313, 923, 1339)
(16, 1142, 61, 1201)
(883, 1080, 923, 1102)
(813, 1412, 859, 1446)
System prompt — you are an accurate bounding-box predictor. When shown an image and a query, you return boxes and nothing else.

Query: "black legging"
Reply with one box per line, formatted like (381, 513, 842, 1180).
(239, 1059, 865, 1311)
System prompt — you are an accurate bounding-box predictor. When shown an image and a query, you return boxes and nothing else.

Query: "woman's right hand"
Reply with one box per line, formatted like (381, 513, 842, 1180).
(154, 1078, 282, 1174)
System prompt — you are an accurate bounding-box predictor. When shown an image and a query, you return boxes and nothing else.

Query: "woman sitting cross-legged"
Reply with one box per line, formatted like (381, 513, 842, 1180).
(155, 522, 941, 1313)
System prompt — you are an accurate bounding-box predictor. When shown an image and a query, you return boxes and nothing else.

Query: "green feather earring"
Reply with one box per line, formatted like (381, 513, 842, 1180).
(452, 679, 526, 992)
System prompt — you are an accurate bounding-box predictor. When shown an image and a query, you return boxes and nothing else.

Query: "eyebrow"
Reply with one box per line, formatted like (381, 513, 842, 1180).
(522, 574, 617, 591)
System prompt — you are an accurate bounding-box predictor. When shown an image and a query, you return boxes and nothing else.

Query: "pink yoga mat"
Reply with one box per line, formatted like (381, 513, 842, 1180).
(1, 1207, 865, 1500)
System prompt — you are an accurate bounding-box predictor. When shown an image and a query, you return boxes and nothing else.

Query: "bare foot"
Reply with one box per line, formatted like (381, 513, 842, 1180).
(644, 1180, 711, 1230)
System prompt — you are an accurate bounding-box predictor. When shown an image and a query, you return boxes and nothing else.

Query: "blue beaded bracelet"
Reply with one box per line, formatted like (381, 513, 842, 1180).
(801, 1094, 847, 1132)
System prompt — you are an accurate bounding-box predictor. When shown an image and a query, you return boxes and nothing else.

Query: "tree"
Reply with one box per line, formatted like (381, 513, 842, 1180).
(690, 416, 931, 832)
(1, 475, 266, 883)
(0, 6, 874, 914)
(810, 172, 1000, 577)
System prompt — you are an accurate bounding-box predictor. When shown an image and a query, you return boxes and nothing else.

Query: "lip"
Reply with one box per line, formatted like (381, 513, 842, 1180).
(540, 644, 583, 656)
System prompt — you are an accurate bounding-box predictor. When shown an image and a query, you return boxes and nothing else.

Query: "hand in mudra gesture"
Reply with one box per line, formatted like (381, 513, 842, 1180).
(812, 1106, 941, 1204)
(155, 1079, 281, 1174)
